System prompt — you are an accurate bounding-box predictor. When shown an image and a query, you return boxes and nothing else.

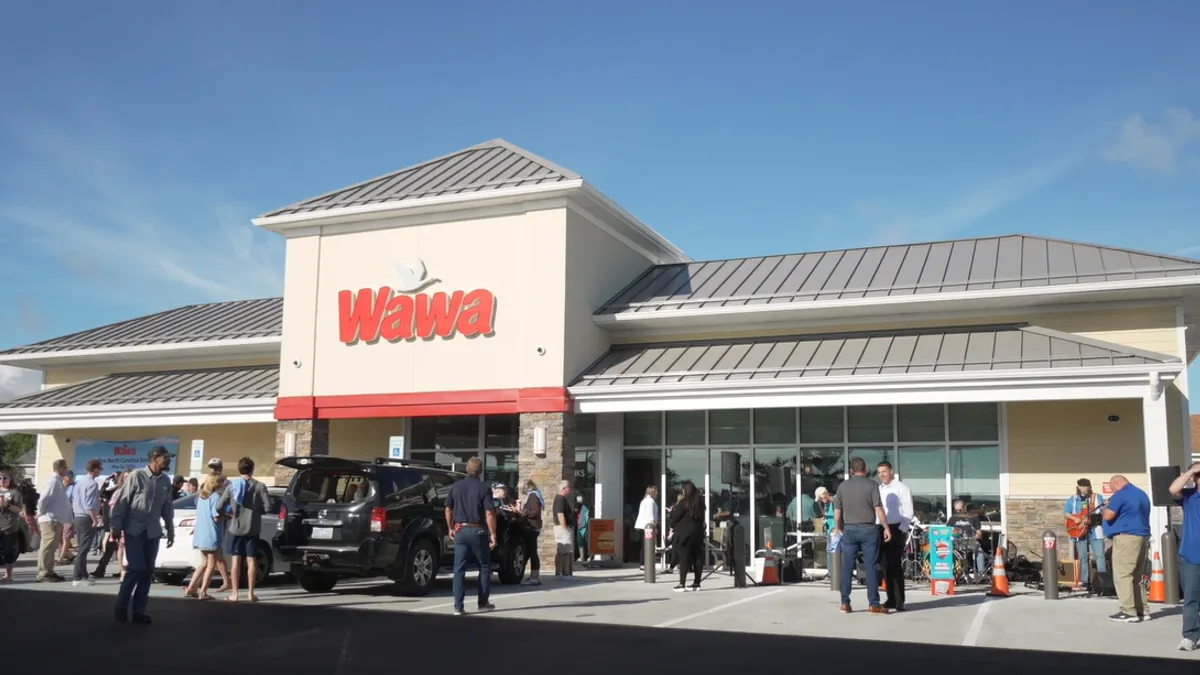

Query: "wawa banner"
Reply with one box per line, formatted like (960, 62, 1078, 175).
(72, 436, 180, 477)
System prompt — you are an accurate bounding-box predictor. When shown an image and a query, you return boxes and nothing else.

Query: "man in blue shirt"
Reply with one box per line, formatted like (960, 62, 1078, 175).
(1169, 462, 1200, 650)
(443, 457, 497, 616)
(70, 459, 104, 586)
(1065, 478, 1106, 590)
(1102, 474, 1151, 623)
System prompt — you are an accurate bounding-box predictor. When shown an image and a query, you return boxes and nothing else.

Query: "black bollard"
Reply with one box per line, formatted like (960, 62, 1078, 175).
(643, 524, 656, 583)
(829, 548, 842, 591)
(1163, 530, 1181, 604)
(1042, 529, 1059, 600)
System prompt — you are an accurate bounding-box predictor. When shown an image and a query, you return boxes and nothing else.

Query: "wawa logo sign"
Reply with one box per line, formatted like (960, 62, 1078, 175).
(337, 259, 496, 344)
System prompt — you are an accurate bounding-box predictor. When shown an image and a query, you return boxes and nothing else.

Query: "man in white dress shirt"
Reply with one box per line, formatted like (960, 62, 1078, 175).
(877, 461, 913, 611)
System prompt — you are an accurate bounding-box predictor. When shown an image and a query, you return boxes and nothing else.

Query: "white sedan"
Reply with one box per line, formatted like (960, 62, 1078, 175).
(152, 487, 286, 586)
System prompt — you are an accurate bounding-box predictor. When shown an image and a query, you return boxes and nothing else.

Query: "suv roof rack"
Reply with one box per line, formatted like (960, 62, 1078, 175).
(373, 457, 467, 475)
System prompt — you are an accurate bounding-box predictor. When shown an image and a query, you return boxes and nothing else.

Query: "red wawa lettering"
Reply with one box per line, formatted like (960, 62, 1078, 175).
(338, 287, 496, 344)
(112, 445, 137, 456)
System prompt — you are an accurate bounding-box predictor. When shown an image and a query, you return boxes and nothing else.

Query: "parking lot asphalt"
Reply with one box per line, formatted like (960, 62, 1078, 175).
(5, 558, 1197, 672)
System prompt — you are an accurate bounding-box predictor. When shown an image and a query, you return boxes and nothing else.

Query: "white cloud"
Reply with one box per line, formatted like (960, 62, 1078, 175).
(0, 366, 41, 403)
(0, 118, 283, 303)
(1102, 106, 1200, 173)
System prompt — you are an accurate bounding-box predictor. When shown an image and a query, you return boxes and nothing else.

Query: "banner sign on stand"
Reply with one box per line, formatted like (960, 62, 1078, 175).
(589, 518, 616, 557)
(73, 436, 180, 478)
(927, 524, 956, 596)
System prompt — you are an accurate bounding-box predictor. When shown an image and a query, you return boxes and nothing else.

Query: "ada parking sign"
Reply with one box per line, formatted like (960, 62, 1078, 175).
(388, 436, 405, 460)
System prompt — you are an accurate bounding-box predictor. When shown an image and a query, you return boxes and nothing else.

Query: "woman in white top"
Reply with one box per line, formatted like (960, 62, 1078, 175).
(634, 486, 659, 569)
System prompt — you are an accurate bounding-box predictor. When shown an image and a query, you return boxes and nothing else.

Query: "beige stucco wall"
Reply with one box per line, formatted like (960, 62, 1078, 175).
(1007, 399, 1149, 498)
(328, 418, 408, 461)
(562, 208, 656, 382)
(279, 207, 572, 398)
(35, 423, 277, 487)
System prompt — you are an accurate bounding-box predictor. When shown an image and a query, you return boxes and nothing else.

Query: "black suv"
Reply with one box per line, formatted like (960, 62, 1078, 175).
(274, 456, 533, 595)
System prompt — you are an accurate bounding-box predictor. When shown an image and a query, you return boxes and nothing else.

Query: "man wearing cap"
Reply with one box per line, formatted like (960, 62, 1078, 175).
(1065, 478, 1106, 591)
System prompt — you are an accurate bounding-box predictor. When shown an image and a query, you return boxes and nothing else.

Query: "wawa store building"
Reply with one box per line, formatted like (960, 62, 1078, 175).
(3, 139, 1199, 565)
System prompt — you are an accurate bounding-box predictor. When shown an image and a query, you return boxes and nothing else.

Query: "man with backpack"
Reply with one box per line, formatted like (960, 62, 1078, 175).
(214, 457, 271, 602)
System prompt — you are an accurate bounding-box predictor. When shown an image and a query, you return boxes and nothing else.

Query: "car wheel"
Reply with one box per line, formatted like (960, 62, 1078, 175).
(294, 567, 338, 593)
(398, 538, 438, 596)
(154, 572, 186, 586)
(499, 540, 526, 585)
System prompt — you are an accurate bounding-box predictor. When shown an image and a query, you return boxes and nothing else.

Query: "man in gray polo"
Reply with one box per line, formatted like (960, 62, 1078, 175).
(112, 446, 175, 624)
(834, 456, 891, 615)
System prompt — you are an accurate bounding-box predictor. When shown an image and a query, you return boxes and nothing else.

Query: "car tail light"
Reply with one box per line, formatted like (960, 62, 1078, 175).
(370, 507, 386, 533)
(179, 518, 195, 528)
(279, 503, 287, 521)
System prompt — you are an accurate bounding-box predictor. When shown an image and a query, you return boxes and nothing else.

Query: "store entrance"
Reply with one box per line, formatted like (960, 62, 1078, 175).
(623, 449, 661, 562)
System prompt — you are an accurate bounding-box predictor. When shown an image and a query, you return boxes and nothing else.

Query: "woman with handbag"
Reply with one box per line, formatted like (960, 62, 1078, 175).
(669, 481, 706, 592)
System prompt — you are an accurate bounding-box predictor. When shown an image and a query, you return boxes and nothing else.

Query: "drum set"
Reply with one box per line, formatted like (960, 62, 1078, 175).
(903, 509, 1005, 585)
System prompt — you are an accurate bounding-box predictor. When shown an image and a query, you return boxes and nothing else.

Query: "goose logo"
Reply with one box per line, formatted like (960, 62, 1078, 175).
(337, 260, 496, 345)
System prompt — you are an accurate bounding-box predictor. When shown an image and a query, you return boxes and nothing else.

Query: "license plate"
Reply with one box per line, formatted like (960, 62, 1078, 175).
(311, 527, 333, 540)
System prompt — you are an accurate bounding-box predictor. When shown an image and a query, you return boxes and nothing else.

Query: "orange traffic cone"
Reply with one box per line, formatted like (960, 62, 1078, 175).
(759, 551, 780, 585)
(1149, 551, 1166, 603)
(986, 547, 1011, 597)
(881, 577, 887, 591)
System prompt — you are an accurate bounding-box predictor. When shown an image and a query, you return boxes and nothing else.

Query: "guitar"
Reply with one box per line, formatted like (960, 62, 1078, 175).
(1065, 496, 1103, 539)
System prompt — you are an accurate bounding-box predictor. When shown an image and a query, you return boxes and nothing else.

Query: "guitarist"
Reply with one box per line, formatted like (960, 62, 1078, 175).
(1065, 478, 1107, 590)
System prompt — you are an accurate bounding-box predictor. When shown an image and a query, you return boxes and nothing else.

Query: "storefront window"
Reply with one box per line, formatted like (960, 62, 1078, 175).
(666, 410, 705, 445)
(753, 408, 796, 444)
(575, 414, 597, 448)
(948, 403, 999, 442)
(709, 409, 750, 445)
(800, 447, 844, 496)
(485, 450, 519, 489)
(624, 412, 662, 446)
(754, 448, 797, 555)
(897, 404, 945, 442)
(574, 450, 596, 508)
(848, 447, 891, 480)
(848, 406, 893, 443)
(799, 407, 843, 444)
(408, 450, 475, 467)
(664, 448, 708, 514)
(412, 415, 479, 450)
(951, 445, 1001, 524)
(898, 446, 947, 523)
(484, 414, 518, 449)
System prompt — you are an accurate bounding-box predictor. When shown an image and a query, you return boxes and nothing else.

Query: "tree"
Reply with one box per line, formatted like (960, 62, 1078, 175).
(0, 432, 35, 479)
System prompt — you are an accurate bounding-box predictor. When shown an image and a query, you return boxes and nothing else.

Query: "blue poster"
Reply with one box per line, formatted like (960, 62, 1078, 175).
(72, 436, 180, 477)
(927, 524, 955, 581)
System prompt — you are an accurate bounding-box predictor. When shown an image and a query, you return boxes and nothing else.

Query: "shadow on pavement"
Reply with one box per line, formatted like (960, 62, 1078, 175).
(2, 587, 1193, 675)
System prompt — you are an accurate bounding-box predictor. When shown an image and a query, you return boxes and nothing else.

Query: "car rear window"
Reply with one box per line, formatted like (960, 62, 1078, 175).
(293, 470, 374, 504)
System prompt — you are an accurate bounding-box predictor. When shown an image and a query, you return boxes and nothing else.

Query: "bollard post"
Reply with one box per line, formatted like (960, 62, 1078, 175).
(1042, 530, 1059, 600)
(1162, 530, 1181, 604)
(829, 549, 842, 592)
(643, 524, 656, 583)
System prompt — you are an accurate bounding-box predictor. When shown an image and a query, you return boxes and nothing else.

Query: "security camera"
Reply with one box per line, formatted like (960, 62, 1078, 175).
(292, 359, 302, 368)
(1107, 415, 1121, 423)
(535, 346, 546, 356)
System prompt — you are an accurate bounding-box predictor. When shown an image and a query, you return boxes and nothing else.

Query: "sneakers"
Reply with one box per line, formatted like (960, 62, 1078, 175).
(453, 609, 465, 616)
(72, 578, 96, 587)
(1179, 638, 1197, 651)
(520, 578, 541, 586)
(1108, 612, 1143, 623)
(477, 603, 495, 612)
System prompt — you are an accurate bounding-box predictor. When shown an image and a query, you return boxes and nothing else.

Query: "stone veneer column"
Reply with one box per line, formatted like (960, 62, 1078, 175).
(274, 419, 330, 486)
(518, 412, 575, 565)
(1005, 498, 1079, 560)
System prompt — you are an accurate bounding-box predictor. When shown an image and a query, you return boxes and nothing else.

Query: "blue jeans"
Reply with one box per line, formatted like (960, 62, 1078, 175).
(1075, 538, 1107, 584)
(115, 532, 160, 617)
(452, 526, 491, 611)
(840, 524, 881, 607)
(1182, 559, 1200, 642)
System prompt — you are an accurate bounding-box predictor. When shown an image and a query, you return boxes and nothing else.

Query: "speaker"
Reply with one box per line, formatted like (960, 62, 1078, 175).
(1150, 465, 1181, 507)
(720, 451, 741, 485)
(1090, 571, 1117, 598)
(766, 465, 791, 494)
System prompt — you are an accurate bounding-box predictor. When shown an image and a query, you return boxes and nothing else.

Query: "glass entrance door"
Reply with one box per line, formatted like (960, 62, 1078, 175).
(623, 449, 661, 563)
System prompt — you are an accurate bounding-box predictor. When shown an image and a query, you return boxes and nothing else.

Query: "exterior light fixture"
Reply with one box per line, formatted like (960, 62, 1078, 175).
(533, 426, 547, 457)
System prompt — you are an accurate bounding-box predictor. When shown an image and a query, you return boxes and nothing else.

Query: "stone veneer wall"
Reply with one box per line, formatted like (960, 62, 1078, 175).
(1005, 498, 1075, 559)
(519, 412, 575, 565)
(274, 418, 330, 485)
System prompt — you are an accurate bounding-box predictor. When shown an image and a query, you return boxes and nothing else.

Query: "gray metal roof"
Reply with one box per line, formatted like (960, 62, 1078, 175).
(595, 235, 1200, 315)
(0, 365, 279, 408)
(261, 139, 582, 218)
(571, 324, 1179, 388)
(0, 298, 283, 356)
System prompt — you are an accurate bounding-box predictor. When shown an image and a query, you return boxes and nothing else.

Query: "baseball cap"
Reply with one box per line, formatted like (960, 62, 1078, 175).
(207, 457, 223, 468)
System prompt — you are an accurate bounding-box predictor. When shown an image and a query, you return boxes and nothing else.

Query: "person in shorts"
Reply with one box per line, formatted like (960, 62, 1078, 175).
(214, 457, 271, 602)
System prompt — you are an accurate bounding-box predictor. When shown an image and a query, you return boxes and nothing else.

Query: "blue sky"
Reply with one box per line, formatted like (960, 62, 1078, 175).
(0, 1, 1198, 408)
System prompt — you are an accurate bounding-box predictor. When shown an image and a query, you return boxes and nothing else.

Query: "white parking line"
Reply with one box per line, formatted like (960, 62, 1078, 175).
(961, 599, 992, 646)
(654, 589, 786, 628)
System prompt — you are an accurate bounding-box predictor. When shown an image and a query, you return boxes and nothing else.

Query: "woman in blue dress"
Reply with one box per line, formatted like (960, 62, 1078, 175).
(184, 473, 225, 600)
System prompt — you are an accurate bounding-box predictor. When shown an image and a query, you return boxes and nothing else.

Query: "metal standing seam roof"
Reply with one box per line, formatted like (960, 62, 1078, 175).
(261, 139, 582, 218)
(595, 235, 1200, 315)
(0, 298, 283, 356)
(570, 324, 1180, 388)
(0, 365, 279, 409)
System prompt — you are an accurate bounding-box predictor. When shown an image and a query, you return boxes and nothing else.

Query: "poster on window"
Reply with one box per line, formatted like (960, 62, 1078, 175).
(72, 436, 180, 477)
